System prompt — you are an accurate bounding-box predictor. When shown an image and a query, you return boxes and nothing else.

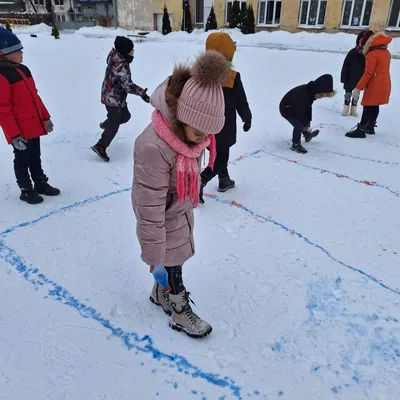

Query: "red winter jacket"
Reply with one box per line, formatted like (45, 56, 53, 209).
(0, 61, 50, 144)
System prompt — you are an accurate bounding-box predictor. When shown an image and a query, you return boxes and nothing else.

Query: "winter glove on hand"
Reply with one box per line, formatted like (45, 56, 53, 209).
(45, 119, 54, 133)
(352, 88, 361, 101)
(243, 121, 252, 132)
(141, 88, 150, 104)
(12, 135, 28, 151)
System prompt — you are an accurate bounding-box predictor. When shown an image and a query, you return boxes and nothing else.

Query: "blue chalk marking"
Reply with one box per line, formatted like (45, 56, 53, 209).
(278, 391, 284, 396)
(313, 148, 400, 167)
(207, 195, 400, 297)
(257, 149, 400, 197)
(272, 342, 282, 352)
(0, 187, 131, 238)
(0, 240, 250, 399)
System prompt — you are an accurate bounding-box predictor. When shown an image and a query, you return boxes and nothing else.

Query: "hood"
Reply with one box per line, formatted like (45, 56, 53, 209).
(206, 32, 236, 62)
(106, 48, 127, 66)
(364, 32, 392, 55)
(356, 31, 365, 47)
(150, 78, 173, 120)
(308, 74, 334, 95)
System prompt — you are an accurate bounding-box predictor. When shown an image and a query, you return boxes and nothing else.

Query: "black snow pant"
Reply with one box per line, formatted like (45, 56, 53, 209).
(13, 137, 47, 190)
(98, 105, 131, 148)
(360, 106, 379, 127)
(201, 147, 230, 184)
(285, 117, 304, 144)
(167, 265, 185, 295)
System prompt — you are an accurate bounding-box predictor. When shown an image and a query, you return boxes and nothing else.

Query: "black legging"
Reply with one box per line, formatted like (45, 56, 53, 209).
(360, 106, 379, 127)
(167, 266, 185, 295)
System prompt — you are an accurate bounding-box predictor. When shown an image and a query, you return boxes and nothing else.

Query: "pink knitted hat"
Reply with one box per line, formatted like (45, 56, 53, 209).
(177, 50, 230, 135)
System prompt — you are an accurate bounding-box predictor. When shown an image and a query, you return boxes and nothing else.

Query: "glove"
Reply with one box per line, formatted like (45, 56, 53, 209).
(12, 135, 28, 151)
(243, 121, 251, 132)
(352, 88, 361, 101)
(45, 119, 54, 133)
(141, 88, 150, 103)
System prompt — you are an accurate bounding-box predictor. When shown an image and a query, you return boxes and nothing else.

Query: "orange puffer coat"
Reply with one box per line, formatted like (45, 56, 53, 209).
(357, 32, 392, 106)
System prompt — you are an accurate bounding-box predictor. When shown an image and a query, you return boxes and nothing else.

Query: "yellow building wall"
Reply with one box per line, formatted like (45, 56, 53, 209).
(117, 0, 397, 34)
(324, 0, 343, 30)
(370, 0, 392, 31)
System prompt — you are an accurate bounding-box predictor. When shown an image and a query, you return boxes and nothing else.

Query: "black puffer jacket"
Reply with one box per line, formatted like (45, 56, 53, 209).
(340, 31, 366, 92)
(279, 74, 334, 127)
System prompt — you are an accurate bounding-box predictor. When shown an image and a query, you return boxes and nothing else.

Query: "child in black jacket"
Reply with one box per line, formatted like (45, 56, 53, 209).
(200, 33, 252, 203)
(340, 30, 373, 117)
(279, 74, 336, 154)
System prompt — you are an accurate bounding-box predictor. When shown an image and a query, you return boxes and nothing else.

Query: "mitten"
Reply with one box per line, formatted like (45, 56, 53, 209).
(352, 88, 361, 101)
(45, 119, 54, 133)
(243, 121, 251, 132)
(12, 135, 28, 151)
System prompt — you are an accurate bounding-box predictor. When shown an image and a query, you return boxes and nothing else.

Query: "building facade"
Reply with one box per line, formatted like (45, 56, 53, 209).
(117, 0, 400, 33)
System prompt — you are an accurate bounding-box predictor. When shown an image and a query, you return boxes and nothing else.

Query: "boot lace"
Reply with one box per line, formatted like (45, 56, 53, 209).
(172, 292, 198, 324)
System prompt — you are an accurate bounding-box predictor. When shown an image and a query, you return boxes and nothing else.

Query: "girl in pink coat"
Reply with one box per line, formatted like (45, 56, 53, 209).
(132, 51, 229, 339)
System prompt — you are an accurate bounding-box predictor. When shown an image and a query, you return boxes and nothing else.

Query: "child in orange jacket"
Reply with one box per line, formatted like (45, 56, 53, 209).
(346, 32, 392, 138)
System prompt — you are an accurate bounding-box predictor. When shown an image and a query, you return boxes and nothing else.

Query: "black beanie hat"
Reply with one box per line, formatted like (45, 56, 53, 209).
(114, 36, 134, 55)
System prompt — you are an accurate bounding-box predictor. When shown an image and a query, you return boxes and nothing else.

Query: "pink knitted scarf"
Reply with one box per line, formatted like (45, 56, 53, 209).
(152, 109, 216, 206)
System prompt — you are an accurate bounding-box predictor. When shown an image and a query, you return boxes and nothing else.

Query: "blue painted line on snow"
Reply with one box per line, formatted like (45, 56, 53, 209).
(0, 187, 131, 238)
(206, 194, 400, 297)
(0, 240, 249, 399)
(312, 148, 400, 167)
(235, 149, 400, 197)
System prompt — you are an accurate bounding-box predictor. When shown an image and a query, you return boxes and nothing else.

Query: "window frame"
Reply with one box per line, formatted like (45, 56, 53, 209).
(387, 0, 400, 30)
(195, 0, 204, 24)
(225, 0, 247, 24)
(297, 0, 327, 28)
(340, 0, 374, 29)
(257, 0, 282, 27)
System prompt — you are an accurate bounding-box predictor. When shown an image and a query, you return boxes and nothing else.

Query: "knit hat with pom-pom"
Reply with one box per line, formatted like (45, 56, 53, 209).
(177, 50, 229, 135)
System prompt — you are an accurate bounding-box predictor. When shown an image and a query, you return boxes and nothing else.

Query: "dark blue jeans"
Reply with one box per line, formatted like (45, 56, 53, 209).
(284, 117, 304, 144)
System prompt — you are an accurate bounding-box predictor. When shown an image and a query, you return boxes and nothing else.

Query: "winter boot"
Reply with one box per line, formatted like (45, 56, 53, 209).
(218, 176, 235, 193)
(350, 104, 358, 117)
(303, 129, 319, 143)
(169, 291, 212, 339)
(199, 180, 206, 204)
(149, 282, 172, 316)
(365, 121, 376, 135)
(290, 143, 307, 154)
(35, 182, 60, 196)
(91, 144, 110, 162)
(345, 124, 366, 138)
(342, 104, 350, 116)
(20, 189, 44, 204)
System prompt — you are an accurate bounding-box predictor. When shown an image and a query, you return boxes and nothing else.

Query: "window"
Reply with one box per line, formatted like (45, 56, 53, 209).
(298, 0, 327, 26)
(258, 0, 282, 25)
(56, 14, 66, 22)
(388, 0, 400, 29)
(55, 0, 64, 5)
(226, 1, 247, 23)
(195, 0, 204, 23)
(34, 0, 44, 5)
(341, 0, 373, 28)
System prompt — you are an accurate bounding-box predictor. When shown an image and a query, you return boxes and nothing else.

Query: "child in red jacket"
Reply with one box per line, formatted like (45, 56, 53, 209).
(0, 28, 59, 204)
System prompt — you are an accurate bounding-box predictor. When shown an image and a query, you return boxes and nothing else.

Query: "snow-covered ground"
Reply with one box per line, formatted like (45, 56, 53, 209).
(1, 28, 399, 400)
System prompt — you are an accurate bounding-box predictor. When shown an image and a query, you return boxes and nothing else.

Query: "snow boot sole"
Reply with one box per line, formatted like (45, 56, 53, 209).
(91, 145, 110, 162)
(304, 129, 319, 143)
(217, 181, 235, 193)
(149, 295, 172, 316)
(169, 321, 212, 339)
(20, 192, 44, 205)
